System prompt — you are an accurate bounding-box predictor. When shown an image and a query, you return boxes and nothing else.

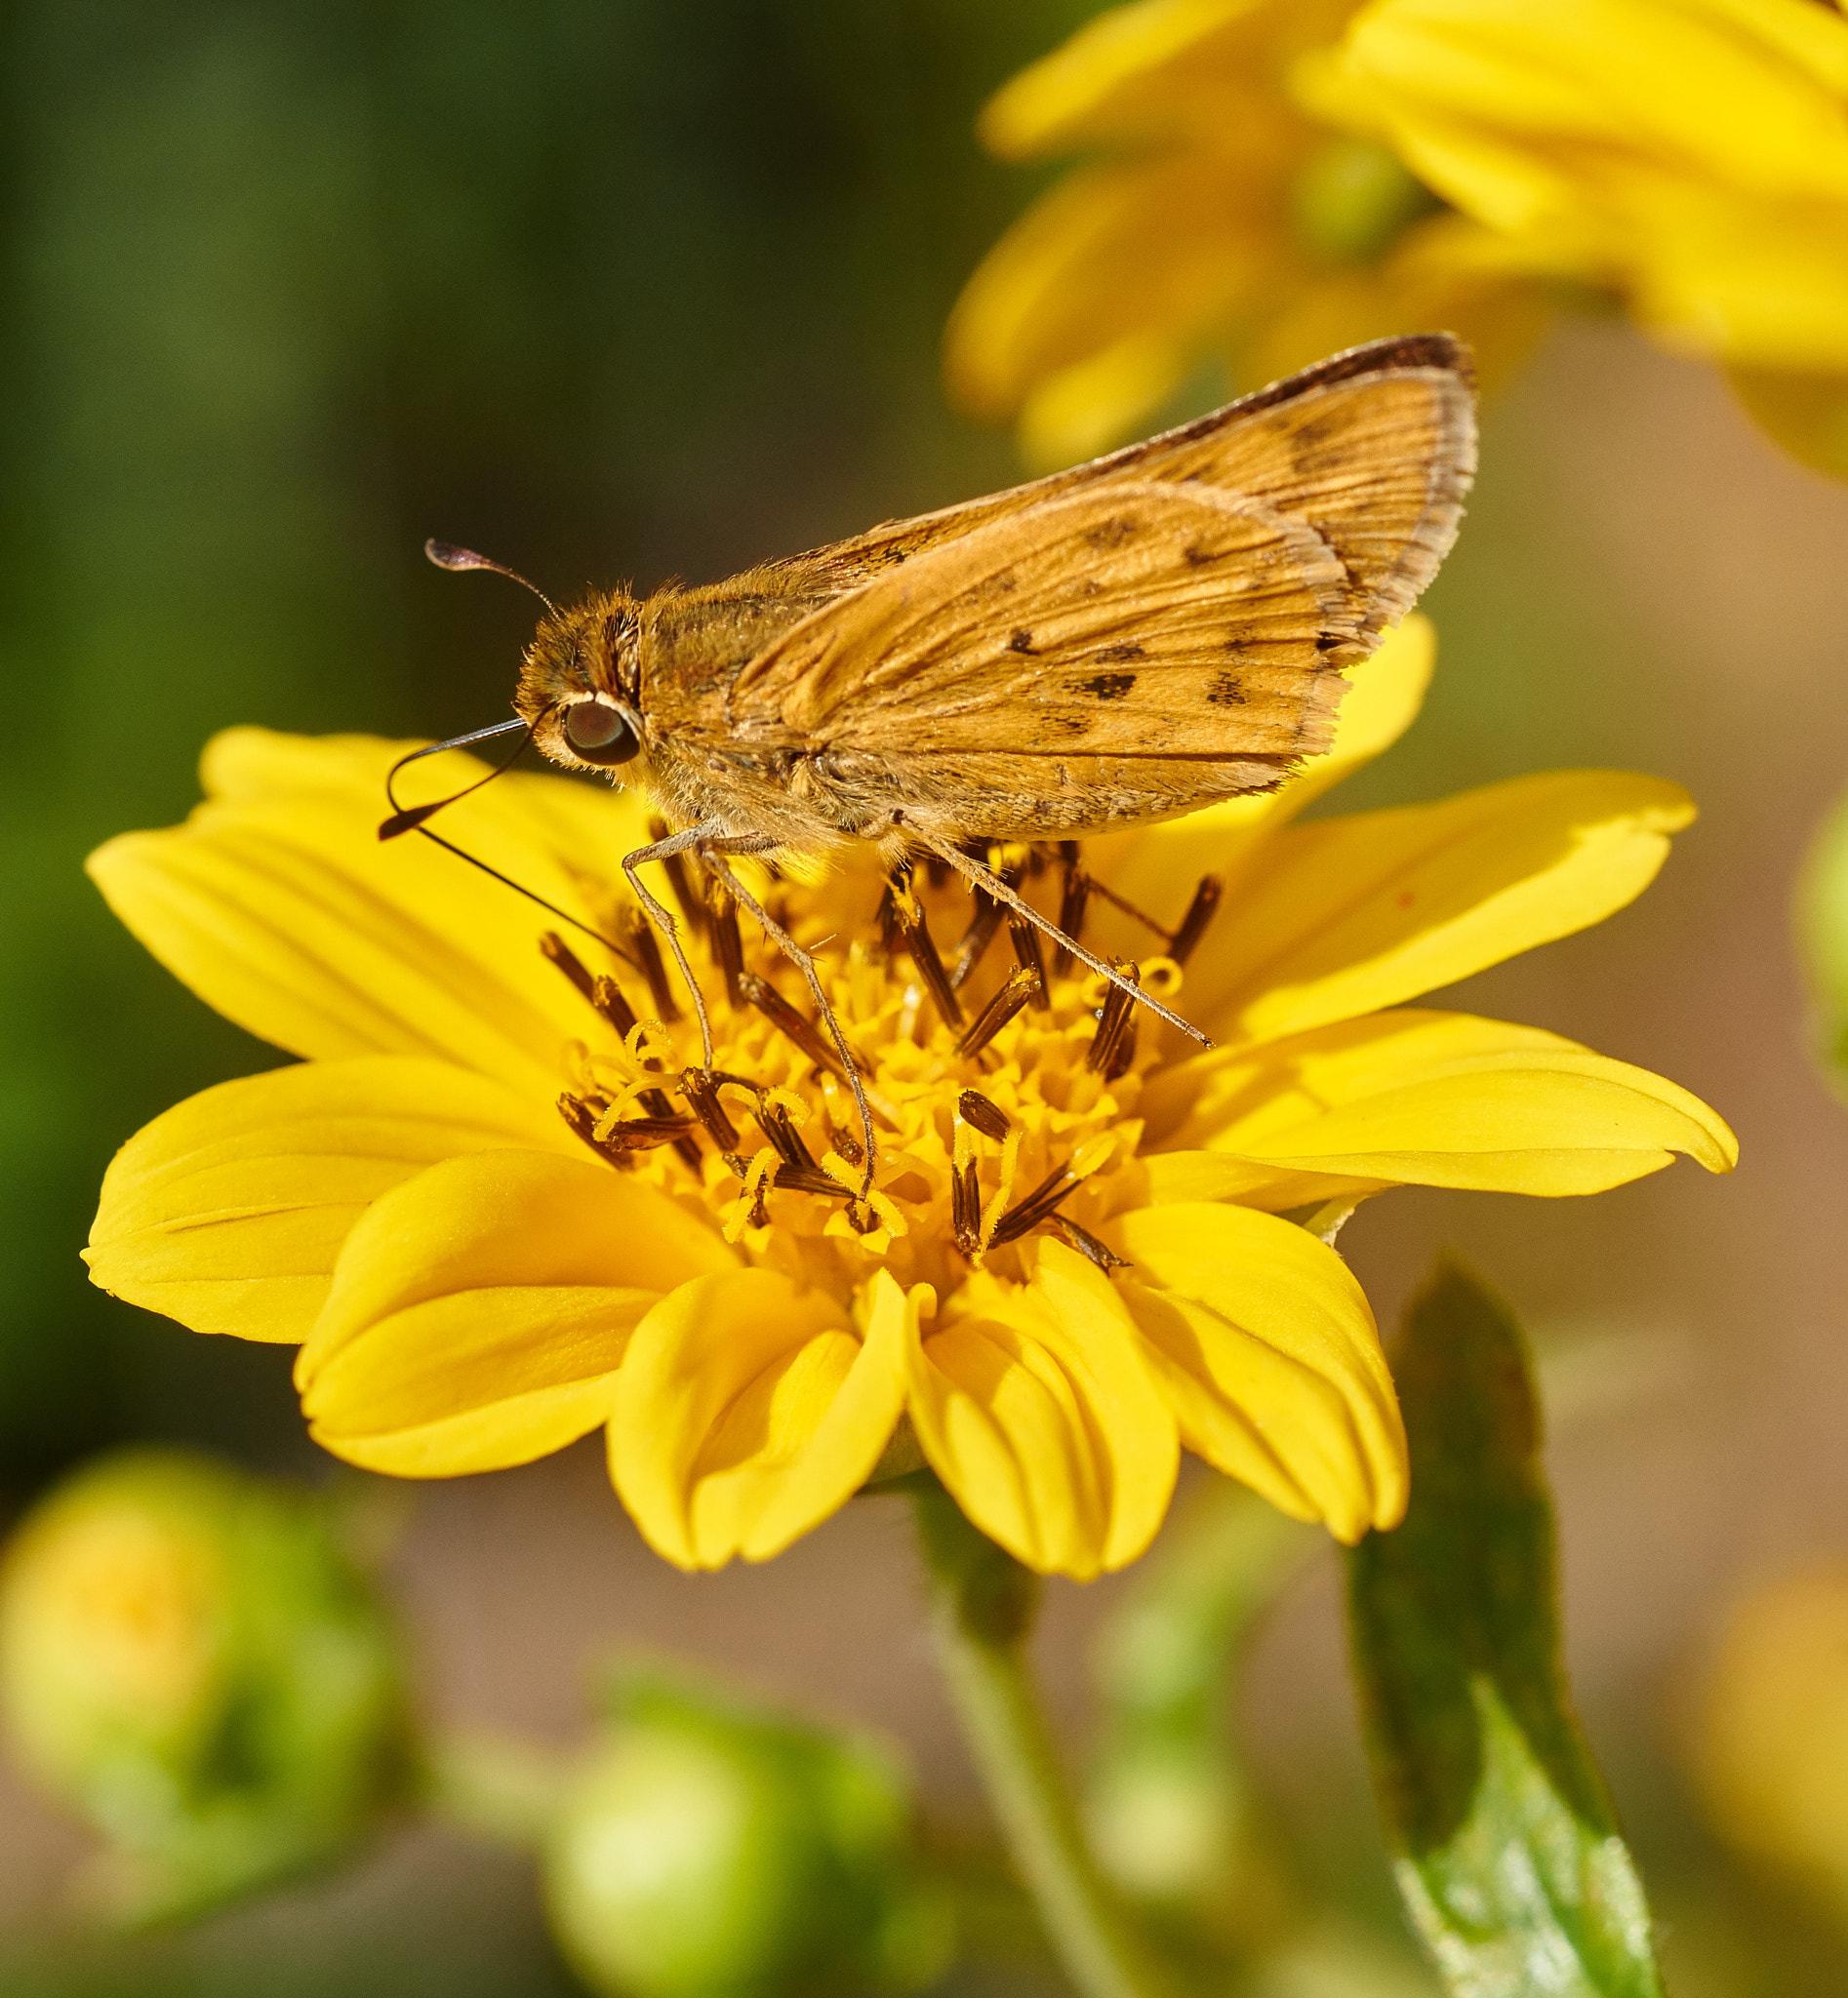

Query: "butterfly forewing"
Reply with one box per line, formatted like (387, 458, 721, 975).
(732, 481, 1356, 761)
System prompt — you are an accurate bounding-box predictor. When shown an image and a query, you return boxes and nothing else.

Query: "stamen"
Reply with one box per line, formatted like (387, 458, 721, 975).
(1105, 1014, 1139, 1084)
(704, 875, 745, 1010)
(625, 909, 680, 1022)
(1168, 875, 1223, 966)
(740, 971, 858, 1079)
(1008, 914, 1049, 1008)
(680, 1067, 740, 1153)
(891, 874, 963, 1028)
(950, 1158, 983, 1257)
(1086, 876, 1176, 940)
(589, 973, 639, 1038)
(540, 932, 597, 1003)
(1052, 861, 1090, 976)
(949, 864, 1018, 988)
(1086, 959, 1141, 1075)
(592, 1113, 700, 1151)
(1046, 1214, 1130, 1270)
(957, 1088, 1011, 1141)
(989, 1157, 1078, 1246)
(649, 815, 708, 941)
(957, 965, 1040, 1059)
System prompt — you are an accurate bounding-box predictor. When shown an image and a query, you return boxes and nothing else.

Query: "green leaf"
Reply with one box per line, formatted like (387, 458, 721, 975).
(1796, 782, 1848, 1098)
(1346, 1261, 1665, 1998)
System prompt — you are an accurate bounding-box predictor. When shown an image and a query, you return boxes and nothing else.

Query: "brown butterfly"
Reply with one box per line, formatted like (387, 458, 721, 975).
(396, 332, 1476, 1178)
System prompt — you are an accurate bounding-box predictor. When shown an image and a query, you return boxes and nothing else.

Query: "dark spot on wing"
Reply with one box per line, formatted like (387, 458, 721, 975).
(1315, 634, 1346, 653)
(1056, 713, 1092, 738)
(1008, 628, 1036, 654)
(1093, 643, 1145, 663)
(1085, 517, 1138, 550)
(1183, 542, 1226, 568)
(1206, 671, 1246, 706)
(1076, 672, 1137, 701)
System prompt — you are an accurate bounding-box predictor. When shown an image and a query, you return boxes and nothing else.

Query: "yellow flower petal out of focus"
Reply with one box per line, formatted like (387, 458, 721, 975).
(1326, 0, 1848, 475)
(85, 619, 1734, 1578)
(945, 0, 1549, 468)
(952, 0, 1848, 474)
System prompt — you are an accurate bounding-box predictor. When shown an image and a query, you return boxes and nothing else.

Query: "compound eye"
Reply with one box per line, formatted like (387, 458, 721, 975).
(562, 700, 640, 766)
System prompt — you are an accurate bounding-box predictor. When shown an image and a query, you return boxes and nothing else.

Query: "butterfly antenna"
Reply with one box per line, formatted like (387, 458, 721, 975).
(424, 538, 558, 616)
(379, 718, 638, 971)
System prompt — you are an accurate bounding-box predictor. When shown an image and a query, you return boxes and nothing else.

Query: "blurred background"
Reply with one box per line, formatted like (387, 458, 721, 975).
(4, 0, 1848, 1991)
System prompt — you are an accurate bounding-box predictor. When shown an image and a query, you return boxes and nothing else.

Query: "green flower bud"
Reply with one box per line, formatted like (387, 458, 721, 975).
(0, 1449, 412, 1920)
(542, 1672, 950, 1998)
(1289, 137, 1441, 267)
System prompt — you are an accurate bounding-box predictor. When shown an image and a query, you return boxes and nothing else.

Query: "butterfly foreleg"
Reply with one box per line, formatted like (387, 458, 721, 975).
(895, 820, 1214, 1051)
(622, 820, 728, 1070)
(698, 845, 880, 1196)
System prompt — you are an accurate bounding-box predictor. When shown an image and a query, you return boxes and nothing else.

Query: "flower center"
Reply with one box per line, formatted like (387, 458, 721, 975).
(540, 843, 1220, 1305)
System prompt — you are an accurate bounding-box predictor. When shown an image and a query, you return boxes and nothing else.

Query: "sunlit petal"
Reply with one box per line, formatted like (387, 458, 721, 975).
(1175, 770, 1694, 1042)
(905, 1242, 1178, 1579)
(1141, 1008, 1736, 1194)
(87, 729, 649, 1097)
(84, 1056, 578, 1343)
(299, 1150, 736, 1477)
(611, 1268, 913, 1571)
(1112, 1203, 1404, 1540)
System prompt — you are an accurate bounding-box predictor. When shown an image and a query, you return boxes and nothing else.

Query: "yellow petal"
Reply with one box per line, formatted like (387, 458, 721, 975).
(1178, 770, 1695, 1043)
(905, 1243, 1178, 1580)
(84, 1056, 577, 1342)
(1086, 616, 1435, 934)
(944, 154, 1288, 423)
(1731, 366, 1848, 483)
(1337, 0, 1848, 236)
(298, 1150, 736, 1477)
(1112, 1204, 1404, 1540)
(1142, 1008, 1736, 1196)
(87, 730, 649, 1098)
(980, 0, 1355, 158)
(610, 1267, 912, 1572)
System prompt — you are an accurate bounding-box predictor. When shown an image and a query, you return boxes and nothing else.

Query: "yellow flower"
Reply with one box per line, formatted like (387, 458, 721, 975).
(83, 621, 1733, 1580)
(944, 0, 1550, 468)
(1328, 0, 1848, 476)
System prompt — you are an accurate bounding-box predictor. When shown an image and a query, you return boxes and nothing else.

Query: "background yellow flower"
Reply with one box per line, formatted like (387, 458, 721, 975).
(951, 0, 1848, 474)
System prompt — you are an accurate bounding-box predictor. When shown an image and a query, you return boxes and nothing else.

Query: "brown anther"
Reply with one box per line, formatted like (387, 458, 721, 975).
(1168, 875, 1223, 967)
(680, 1067, 740, 1153)
(949, 864, 1019, 989)
(958, 965, 1040, 1059)
(1086, 959, 1141, 1075)
(650, 815, 708, 940)
(1047, 1214, 1129, 1270)
(739, 972, 857, 1079)
(890, 873, 964, 1028)
(873, 884, 902, 964)
(843, 1198, 880, 1236)
(824, 1117, 865, 1168)
(950, 1158, 983, 1257)
(704, 874, 744, 1010)
(541, 932, 598, 1003)
(757, 1098, 819, 1173)
(597, 1113, 700, 1151)
(590, 973, 639, 1038)
(1008, 914, 1049, 1007)
(624, 908, 680, 1021)
(989, 1158, 1077, 1246)
(557, 1092, 635, 1169)
(746, 1177, 771, 1228)
(1052, 862, 1090, 976)
(956, 1089, 1011, 1141)
(1105, 1014, 1139, 1084)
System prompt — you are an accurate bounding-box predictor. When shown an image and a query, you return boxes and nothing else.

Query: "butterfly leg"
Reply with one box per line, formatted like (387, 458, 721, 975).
(896, 820, 1213, 1050)
(622, 820, 728, 1070)
(699, 845, 880, 1195)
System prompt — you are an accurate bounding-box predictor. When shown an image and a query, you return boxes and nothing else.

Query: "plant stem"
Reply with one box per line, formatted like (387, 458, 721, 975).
(911, 1479, 1180, 1998)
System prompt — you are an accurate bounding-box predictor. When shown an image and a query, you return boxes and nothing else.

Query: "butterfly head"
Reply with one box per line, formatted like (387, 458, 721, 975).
(516, 588, 648, 773)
